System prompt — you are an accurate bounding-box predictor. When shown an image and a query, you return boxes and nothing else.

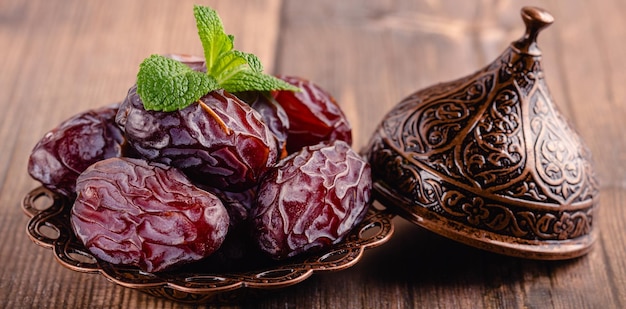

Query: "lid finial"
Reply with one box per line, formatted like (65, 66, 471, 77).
(512, 6, 554, 56)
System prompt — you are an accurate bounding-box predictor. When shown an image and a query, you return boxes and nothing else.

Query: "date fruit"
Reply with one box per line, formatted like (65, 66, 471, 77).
(251, 140, 371, 259)
(70, 157, 229, 273)
(236, 91, 290, 159)
(272, 76, 352, 154)
(116, 85, 278, 191)
(28, 104, 124, 197)
(202, 185, 257, 229)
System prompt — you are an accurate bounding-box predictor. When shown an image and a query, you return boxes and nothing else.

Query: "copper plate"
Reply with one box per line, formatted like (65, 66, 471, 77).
(22, 186, 394, 303)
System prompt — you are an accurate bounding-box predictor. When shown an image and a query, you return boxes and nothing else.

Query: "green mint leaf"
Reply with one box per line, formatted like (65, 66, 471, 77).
(235, 51, 263, 72)
(193, 5, 299, 94)
(221, 69, 300, 93)
(135, 5, 299, 114)
(211, 51, 249, 82)
(209, 50, 296, 92)
(210, 51, 263, 81)
(137, 55, 219, 112)
(194, 5, 232, 71)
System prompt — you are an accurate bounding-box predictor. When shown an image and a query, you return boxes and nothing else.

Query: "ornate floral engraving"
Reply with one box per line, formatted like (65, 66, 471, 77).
(368, 137, 438, 207)
(462, 86, 525, 187)
(499, 173, 548, 201)
(367, 45, 597, 242)
(529, 89, 590, 204)
(436, 188, 592, 240)
(405, 73, 494, 155)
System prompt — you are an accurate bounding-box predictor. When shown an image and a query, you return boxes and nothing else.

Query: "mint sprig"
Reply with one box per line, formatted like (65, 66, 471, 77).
(137, 55, 219, 112)
(137, 5, 298, 112)
(194, 5, 233, 71)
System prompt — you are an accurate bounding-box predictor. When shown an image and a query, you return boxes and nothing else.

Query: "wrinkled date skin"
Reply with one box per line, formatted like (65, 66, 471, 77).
(272, 76, 352, 154)
(28, 104, 124, 197)
(201, 185, 257, 229)
(251, 140, 371, 259)
(236, 91, 290, 159)
(116, 86, 278, 191)
(71, 157, 229, 273)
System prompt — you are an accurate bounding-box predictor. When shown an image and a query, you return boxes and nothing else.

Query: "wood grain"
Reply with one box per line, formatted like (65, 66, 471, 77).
(1, 0, 625, 308)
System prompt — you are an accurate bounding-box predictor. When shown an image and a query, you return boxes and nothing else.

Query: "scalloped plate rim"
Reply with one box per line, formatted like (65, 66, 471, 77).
(22, 185, 395, 302)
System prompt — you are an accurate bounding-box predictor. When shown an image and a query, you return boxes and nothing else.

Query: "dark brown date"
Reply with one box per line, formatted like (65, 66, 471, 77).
(116, 86, 278, 192)
(201, 185, 257, 229)
(70, 157, 229, 273)
(193, 225, 273, 273)
(235, 91, 290, 159)
(251, 140, 371, 259)
(272, 76, 352, 154)
(28, 104, 124, 197)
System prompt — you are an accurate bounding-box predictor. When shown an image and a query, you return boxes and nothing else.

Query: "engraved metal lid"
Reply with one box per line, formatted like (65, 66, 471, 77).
(366, 6, 599, 260)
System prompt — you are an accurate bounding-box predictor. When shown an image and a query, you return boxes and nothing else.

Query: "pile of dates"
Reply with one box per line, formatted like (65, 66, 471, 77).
(28, 58, 371, 273)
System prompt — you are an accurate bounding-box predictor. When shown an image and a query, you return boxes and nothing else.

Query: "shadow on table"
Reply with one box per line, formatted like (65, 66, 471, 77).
(352, 216, 585, 286)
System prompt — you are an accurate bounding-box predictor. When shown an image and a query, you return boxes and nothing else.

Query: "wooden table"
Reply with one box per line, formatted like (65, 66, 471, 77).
(2, 0, 624, 308)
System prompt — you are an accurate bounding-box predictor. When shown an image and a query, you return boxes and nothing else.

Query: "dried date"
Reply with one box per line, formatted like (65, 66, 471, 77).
(28, 104, 124, 197)
(70, 157, 229, 272)
(251, 140, 371, 259)
(201, 185, 257, 229)
(272, 76, 352, 154)
(235, 91, 290, 159)
(116, 86, 278, 191)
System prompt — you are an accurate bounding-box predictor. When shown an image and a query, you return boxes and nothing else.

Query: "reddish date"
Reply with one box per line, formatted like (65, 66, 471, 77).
(28, 57, 364, 269)
(251, 140, 371, 259)
(116, 86, 278, 191)
(201, 185, 257, 229)
(28, 104, 124, 197)
(71, 157, 229, 273)
(235, 91, 290, 159)
(272, 76, 352, 154)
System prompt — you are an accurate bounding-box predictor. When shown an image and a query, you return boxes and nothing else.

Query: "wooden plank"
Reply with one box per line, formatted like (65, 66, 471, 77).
(544, 1, 626, 307)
